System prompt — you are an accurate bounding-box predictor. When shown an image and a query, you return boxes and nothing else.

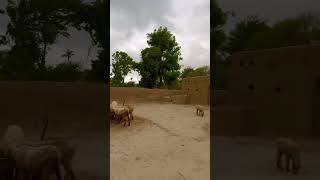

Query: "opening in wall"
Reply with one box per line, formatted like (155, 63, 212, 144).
(240, 60, 244, 67)
(249, 60, 255, 66)
(248, 84, 255, 91)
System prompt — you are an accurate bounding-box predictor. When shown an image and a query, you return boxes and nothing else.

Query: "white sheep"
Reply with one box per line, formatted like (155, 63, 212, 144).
(23, 139, 76, 180)
(2, 125, 25, 151)
(113, 107, 131, 126)
(110, 101, 119, 121)
(123, 104, 134, 120)
(12, 144, 62, 180)
(110, 101, 118, 110)
(0, 124, 26, 179)
(195, 105, 204, 117)
(275, 137, 301, 174)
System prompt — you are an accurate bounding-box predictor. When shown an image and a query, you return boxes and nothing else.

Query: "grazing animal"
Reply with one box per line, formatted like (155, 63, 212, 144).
(110, 101, 118, 110)
(113, 107, 131, 126)
(3, 125, 25, 150)
(275, 137, 301, 174)
(0, 125, 25, 180)
(195, 105, 204, 117)
(123, 104, 134, 120)
(23, 140, 76, 180)
(12, 144, 62, 180)
(110, 101, 119, 121)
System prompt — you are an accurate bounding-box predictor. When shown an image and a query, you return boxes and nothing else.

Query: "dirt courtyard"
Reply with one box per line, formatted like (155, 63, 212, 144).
(110, 103, 210, 180)
(212, 136, 320, 180)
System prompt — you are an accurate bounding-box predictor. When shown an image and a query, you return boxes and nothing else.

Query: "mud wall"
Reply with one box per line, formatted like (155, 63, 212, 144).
(182, 76, 210, 105)
(110, 87, 182, 103)
(217, 44, 320, 137)
(0, 82, 107, 136)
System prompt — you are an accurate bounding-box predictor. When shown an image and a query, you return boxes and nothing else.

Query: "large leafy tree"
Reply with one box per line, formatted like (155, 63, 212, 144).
(136, 47, 160, 88)
(225, 14, 270, 54)
(111, 51, 134, 86)
(5, 0, 81, 79)
(137, 26, 182, 88)
(211, 0, 229, 90)
(75, 0, 107, 81)
(27, 0, 81, 71)
(5, 0, 41, 79)
(247, 12, 320, 49)
(211, 0, 228, 57)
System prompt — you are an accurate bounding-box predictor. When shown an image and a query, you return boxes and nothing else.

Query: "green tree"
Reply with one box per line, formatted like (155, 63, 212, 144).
(61, 49, 75, 62)
(247, 12, 320, 50)
(47, 62, 82, 81)
(5, 0, 41, 79)
(111, 51, 134, 86)
(225, 14, 270, 54)
(180, 67, 194, 79)
(27, 0, 81, 71)
(137, 26, 182, 88)
(181, 66, 210, 79)
(75, 0, 107, 81)
(211, 0, 228, 57)
(211, 0, 230, 90)
(5, 0, 81, 79)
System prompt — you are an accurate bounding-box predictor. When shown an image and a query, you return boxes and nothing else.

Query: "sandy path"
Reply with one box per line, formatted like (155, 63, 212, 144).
(212, 136, 320, 180)
(110, 103, 210, 180)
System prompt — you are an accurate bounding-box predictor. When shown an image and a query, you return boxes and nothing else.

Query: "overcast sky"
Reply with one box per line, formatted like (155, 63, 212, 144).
(0, 1, 97, 70)
(218, 0, 320, 32)
(111, 0, 210, 82)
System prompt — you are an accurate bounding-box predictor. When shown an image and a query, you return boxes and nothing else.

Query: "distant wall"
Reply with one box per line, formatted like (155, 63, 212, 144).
(0, 82, 107, 136)
(110, 87, 182, 103)
(182, 76, 210, 105)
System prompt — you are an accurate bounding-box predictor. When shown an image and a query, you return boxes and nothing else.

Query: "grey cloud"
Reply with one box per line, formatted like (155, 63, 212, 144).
(0, 2, 96, 69)
(218, 0, 320, 32)
(111, 0, 210, 82)
(111, 0, 173, 31)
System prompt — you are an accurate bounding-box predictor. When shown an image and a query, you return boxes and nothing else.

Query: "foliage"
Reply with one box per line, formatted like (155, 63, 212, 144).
(181, 66, 210, 78)
(46, 62, 82, 81)
(6, 0, 81, 73)
(61, 49, 75, 62)
(211, 0, 228, 57)
(136, 26, 182, 89)
(111, 51, 134, 86)
(225, 14, 270, 54)
(122, 81, 137, 87)
(75, 0, 107, 82)
(247, 12, 320, 49)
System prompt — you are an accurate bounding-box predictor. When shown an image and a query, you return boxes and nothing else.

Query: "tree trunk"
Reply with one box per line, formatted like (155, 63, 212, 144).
(159, 69, 163, 88)
(40, 115, 48, 141)
(39, 43, 48, 71)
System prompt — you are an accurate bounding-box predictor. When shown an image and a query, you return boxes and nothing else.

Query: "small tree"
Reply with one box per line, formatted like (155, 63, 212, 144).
(61, 49, 75, 62)
(111, 51, 134, 86)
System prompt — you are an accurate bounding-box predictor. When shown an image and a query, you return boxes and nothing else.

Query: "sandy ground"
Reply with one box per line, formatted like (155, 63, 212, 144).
(212, 136, 320, 180)
(23, 129, 108, 180)
(110, 103, 210, 180)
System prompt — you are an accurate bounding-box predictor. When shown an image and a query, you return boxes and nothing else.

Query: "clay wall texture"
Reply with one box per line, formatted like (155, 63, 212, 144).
(214, 44, 320, 137)
(181, 76, 210, 105)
